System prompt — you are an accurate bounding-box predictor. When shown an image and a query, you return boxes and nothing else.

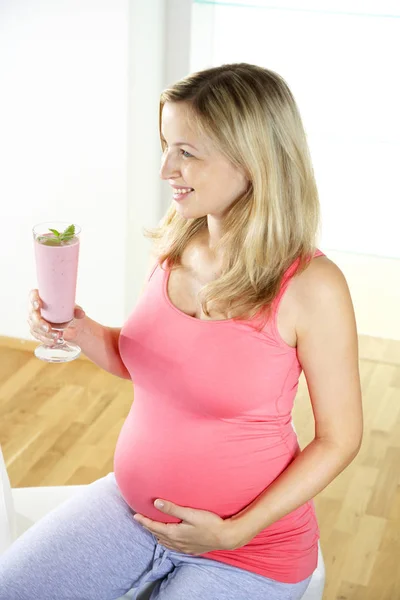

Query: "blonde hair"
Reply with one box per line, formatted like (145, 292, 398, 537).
(144, 63, 321, 331)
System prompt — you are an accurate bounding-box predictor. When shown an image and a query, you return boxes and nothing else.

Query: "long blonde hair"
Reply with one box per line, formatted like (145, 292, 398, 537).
(144, 63, 321, 331)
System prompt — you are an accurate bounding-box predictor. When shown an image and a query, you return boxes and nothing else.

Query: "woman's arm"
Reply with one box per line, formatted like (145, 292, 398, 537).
(227, 258, 363, 545)
(75, 319, 130, 379)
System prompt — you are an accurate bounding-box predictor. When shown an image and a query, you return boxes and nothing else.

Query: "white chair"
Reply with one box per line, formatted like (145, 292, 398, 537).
(1, 445, 325, 599)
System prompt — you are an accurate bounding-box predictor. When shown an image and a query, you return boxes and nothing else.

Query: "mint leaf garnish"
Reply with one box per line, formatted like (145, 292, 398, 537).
(38, 224, 76, 245)
(48, 228, 61, 237)
(38, 237, 62, 246)
(62, 225, 75, 237)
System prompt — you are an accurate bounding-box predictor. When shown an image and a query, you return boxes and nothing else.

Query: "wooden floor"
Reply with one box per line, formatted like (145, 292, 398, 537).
(0, 334, 399, 600)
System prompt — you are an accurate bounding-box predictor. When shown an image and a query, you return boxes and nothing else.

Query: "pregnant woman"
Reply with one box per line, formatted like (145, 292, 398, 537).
(0, 63, 363, 600)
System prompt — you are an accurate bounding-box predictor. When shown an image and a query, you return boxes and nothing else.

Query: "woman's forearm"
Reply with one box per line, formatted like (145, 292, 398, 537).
(76, 316, 130, 380)
(227, 437, 361, 547)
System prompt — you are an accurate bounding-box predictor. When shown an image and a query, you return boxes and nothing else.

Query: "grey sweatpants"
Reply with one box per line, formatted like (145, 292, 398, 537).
(0, 472, 312, 599)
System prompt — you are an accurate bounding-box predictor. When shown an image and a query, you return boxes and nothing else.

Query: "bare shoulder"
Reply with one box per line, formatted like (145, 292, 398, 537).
(292, 255, 363, 450)
(294, 255, 353, 330)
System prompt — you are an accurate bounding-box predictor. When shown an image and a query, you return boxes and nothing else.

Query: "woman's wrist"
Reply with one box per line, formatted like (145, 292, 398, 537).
(68, 313, 89, 347)
(223, 515, 256, 550)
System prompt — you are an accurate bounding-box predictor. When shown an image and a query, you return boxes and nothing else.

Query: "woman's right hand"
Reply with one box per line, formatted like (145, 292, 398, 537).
(28, 289, 87, 345)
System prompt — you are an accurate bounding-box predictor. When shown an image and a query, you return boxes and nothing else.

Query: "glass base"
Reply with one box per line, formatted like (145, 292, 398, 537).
(34, 341, 81, 363)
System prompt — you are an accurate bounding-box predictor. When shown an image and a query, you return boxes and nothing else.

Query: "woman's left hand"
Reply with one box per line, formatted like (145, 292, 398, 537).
(133, 499, 242, 555)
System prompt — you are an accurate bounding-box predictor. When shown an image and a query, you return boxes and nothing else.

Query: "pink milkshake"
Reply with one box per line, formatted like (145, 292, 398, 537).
(34, 234, 80, 325)
(32, 222, 82, 363)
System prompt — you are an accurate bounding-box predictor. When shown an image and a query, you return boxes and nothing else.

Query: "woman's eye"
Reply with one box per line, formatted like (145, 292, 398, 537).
(180, 149, 193, 158)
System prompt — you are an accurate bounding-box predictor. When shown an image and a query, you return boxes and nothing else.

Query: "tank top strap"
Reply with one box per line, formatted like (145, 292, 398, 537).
(147, 261, 159, 282)
(272, 248, 325, 308)
(313, 248, 325, 259)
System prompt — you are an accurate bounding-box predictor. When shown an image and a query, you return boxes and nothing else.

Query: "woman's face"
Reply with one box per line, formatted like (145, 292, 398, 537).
(159, 101, 249, 220)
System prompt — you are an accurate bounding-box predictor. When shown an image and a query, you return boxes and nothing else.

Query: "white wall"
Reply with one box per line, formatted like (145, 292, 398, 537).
(1, 0, 399, 342)
(192, 0, 400, 340)
(207, 0, 400, 259)
(0, 0, 189, 341)
(126, 0, 193, 312)
(328, 250, 400, 341)
(0, 0, 131, 339)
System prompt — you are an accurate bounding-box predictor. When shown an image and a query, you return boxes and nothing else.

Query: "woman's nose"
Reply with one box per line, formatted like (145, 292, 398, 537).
(159, 152, 180, 180)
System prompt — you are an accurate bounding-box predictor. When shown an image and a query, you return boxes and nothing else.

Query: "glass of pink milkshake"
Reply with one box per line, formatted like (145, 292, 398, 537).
(32, 222, 81, 363)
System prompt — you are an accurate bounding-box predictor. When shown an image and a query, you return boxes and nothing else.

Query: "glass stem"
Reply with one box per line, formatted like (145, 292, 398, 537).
(52, 326, 67, 346)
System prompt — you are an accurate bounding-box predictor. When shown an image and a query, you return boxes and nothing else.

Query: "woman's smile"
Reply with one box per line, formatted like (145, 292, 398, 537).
(173, 188, 194, 201)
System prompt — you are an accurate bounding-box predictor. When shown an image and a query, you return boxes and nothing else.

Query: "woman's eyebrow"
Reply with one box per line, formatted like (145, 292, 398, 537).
(175, 141, 198, 150)
(161, 136, 198, 151)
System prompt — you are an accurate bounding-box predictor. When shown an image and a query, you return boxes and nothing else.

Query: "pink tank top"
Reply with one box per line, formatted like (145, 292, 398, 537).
(113, 249, 324, 583)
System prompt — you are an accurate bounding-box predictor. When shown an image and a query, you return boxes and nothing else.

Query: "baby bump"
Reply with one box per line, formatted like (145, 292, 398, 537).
(113, 418, 295, 523)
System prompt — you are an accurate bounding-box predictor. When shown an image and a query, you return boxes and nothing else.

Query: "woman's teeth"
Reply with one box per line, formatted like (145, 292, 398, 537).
(173, 188, 194, 201)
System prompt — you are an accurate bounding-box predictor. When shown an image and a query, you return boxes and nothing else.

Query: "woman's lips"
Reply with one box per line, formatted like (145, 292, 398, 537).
(173, 189, 194, 201)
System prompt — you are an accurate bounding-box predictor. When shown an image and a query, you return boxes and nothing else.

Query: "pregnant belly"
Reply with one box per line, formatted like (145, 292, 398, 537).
(113, 411, 298, 524)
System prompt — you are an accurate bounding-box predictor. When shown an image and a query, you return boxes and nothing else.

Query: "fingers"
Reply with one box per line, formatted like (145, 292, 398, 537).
(29, 327, 59, 346)
(74, 305, 86, 319)
(27, 290, 61, 343)
(27, 290, 85, 345)
(29, 289, 41, 311)
(27, 315, 60, 344)
(28, 296, 48, 331)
